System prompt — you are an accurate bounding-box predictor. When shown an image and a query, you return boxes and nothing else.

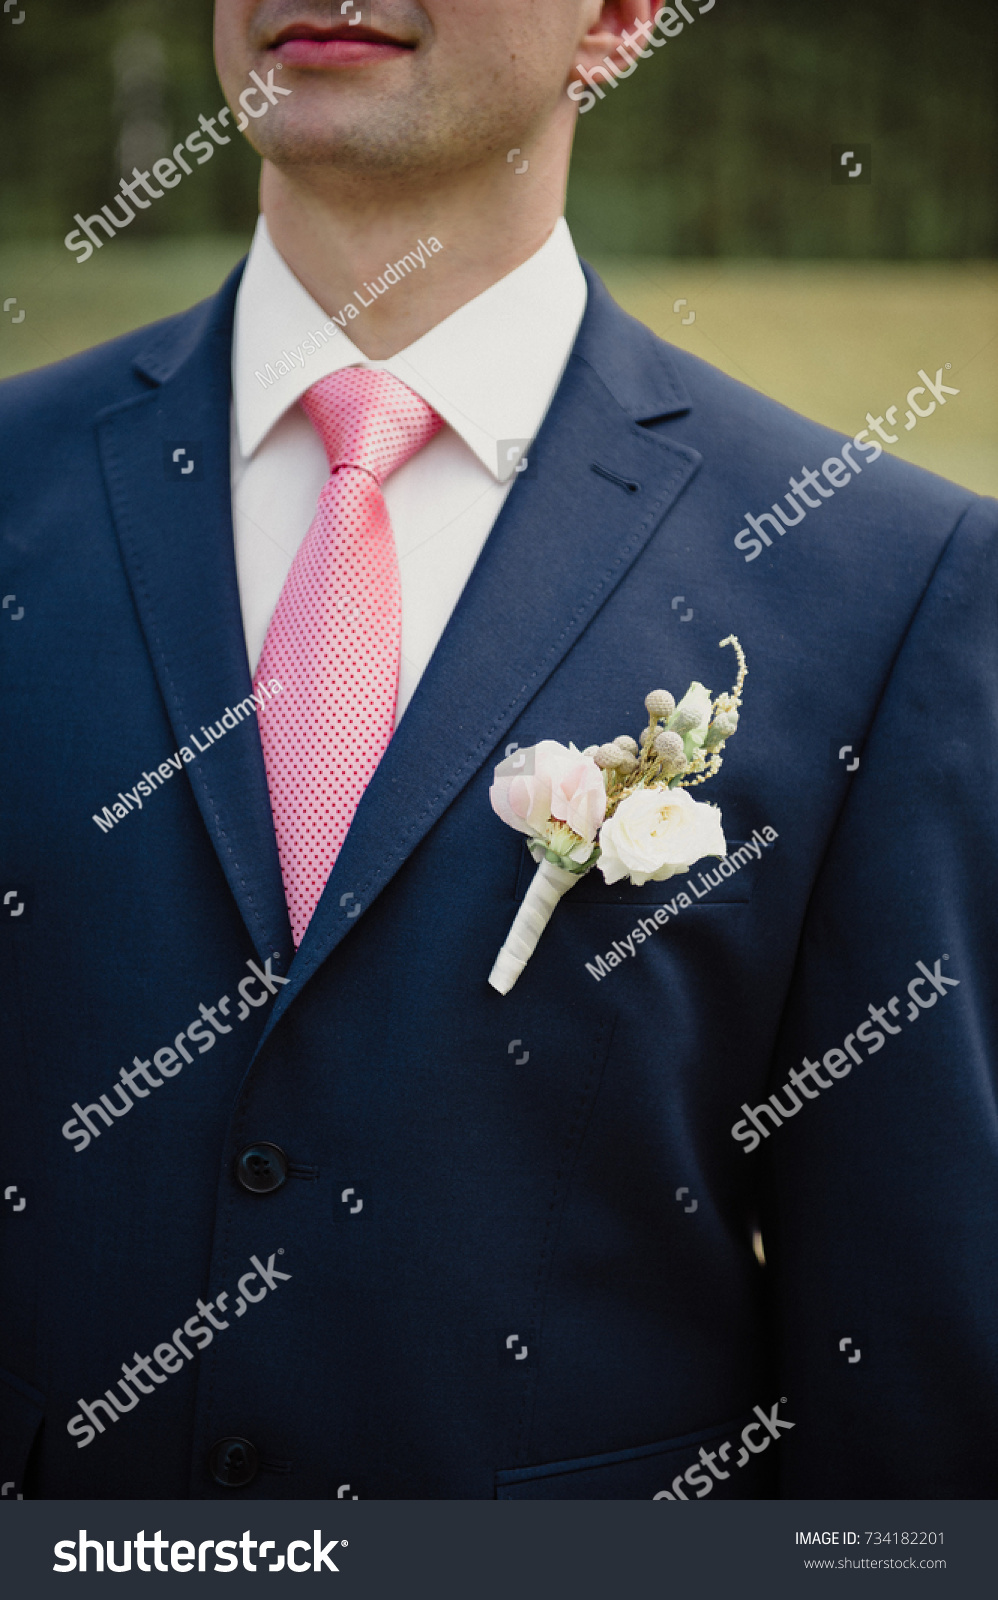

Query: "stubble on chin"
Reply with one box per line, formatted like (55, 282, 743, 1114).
(248, 82, 530, 186)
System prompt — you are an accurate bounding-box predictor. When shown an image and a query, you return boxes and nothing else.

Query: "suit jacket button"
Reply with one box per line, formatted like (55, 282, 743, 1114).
(208, 1437, 259, 1488)
(235, 1142, 288, 1193)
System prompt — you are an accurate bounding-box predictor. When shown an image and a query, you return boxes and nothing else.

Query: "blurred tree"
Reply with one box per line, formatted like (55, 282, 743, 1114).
(0, 0, 994, 257)
(0, 0, 260, 241)
(567, 0, 997, 257)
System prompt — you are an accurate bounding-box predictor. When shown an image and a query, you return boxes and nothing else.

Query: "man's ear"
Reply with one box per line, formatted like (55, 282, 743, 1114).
(571, 1, 658, 85)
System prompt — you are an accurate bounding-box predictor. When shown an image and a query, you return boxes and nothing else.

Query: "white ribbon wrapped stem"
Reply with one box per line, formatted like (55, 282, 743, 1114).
(488, 858, 581, 995)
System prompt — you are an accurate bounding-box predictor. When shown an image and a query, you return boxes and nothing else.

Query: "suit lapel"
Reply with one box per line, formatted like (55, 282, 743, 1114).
(261, 267, 702, 1036)
(97, 267, 293, 965)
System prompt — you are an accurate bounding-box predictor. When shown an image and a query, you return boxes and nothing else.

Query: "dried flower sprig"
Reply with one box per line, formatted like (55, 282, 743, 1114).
(583, 635, 746, 804)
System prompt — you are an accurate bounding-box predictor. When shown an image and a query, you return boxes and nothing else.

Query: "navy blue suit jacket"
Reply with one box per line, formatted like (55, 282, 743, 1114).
(1, 261, 996, 1499)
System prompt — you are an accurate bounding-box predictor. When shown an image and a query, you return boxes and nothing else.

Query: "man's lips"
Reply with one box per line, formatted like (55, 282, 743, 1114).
(269, 22, 414, 68)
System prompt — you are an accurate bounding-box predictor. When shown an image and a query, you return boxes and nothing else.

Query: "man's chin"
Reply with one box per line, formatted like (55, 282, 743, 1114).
(254, 118, 439, 180)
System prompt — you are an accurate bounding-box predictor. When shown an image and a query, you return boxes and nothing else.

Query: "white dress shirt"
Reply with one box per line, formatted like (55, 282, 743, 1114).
(230, 216, 587, 722)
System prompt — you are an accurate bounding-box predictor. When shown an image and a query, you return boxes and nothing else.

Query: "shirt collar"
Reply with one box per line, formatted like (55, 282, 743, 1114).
(232, 215, 587, 482)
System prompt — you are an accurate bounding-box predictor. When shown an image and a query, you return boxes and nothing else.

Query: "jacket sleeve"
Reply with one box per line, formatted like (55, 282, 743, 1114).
(764, 493, 998, 1496)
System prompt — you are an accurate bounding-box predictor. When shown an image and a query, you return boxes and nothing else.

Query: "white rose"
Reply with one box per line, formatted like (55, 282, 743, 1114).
(597, 785, 726, 886)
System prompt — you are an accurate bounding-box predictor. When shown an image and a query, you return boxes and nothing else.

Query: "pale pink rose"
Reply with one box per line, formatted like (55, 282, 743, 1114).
(490, 741, 606, 844)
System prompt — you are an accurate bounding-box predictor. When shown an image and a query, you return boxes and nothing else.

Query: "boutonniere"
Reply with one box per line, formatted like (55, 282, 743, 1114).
(488, 636, 747, 993)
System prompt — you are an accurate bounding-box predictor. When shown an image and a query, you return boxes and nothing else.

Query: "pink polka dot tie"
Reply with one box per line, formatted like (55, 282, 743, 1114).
(254, 367, 443, 946)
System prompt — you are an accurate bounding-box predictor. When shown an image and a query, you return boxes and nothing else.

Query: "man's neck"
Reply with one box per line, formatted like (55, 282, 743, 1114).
(259, 149, 568, 359)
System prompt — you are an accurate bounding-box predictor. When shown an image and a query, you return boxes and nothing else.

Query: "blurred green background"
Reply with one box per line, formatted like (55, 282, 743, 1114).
(0, 0, 995, 490)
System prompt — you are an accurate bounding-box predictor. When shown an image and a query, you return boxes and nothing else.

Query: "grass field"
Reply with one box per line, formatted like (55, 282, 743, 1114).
(1, 240, 995, 496)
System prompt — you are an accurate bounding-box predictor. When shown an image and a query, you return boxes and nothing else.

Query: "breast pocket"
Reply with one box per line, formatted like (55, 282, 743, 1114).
(514, 842, 760, 907)
(496, 1411, 779, 1499)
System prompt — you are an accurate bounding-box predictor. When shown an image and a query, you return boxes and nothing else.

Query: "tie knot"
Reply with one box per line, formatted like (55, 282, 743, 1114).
(301, 367, 443, 484)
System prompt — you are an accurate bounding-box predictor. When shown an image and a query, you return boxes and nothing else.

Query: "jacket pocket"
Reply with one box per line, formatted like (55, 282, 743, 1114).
(0, 1365, 45, 1498)
(496, 1410, 779, 1499)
